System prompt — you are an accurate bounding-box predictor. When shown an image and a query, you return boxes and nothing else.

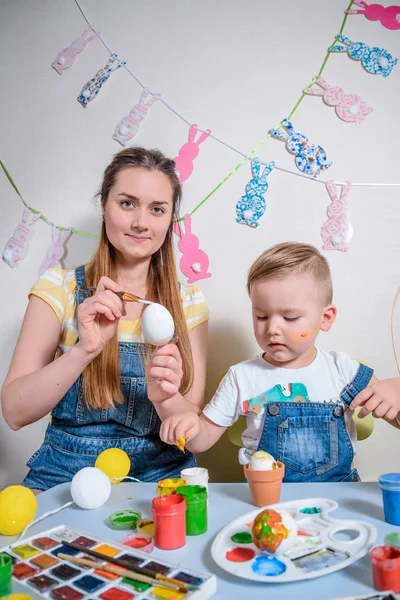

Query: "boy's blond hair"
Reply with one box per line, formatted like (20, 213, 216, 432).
(247, 242, 333, 304)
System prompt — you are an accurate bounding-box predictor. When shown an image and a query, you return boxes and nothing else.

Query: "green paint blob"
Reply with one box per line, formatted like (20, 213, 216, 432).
(300, 507, 321, 514)
(108, 510, 141, 530)
(231, 532, 253, 544)
(123, 578, 151, 591)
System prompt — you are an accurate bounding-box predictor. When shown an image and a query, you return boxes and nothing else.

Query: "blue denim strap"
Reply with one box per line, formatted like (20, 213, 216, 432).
(75, 265, 89, 306)
(339, 363, 374, 406)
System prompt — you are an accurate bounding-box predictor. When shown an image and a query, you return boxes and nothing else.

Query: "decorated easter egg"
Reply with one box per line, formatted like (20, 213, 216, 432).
(95, 448, 131, 484)
(70, 467, 111, 509)
(141, 303, 175, 346)
(0, 485, 38, 535)
(252, 508, 297, 554)
(249, 450, 278, 471)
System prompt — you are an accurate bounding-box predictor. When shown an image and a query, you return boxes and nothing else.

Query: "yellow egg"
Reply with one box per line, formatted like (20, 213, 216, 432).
(95, 448, 131, 484)
(0, 486, 38, 536)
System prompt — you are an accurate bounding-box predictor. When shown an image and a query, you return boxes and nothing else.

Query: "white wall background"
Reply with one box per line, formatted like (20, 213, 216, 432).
(1, 0, 399, 489)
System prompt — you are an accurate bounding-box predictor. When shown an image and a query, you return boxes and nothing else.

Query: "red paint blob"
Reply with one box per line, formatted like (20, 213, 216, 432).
(123, 537, 149, 549)
(226, 547, 255, 562)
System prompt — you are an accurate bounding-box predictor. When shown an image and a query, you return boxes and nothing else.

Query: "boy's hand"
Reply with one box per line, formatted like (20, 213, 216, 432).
(145, 344, 183, 403)
(160, 412, 201, 446)
(350, 378, 400, 422)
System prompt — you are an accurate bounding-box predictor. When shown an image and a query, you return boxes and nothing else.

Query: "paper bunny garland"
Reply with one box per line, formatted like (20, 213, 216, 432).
(303, 76, 373, 124)
(328, 34, 398, 77)
(113, 89, 159, 146)
(269, 119, 332, 177)
(321, 181, 353, 252)
(345, 1, 400, 30)
(39, 227, 71, 276)
(2, 208, 41, 268)
(236, 158, 275, 228)
(173, 214, 211, 284)
(173, 125, 211, 183)
(52, 26, 99, 74)
(78, 54, 126, 106)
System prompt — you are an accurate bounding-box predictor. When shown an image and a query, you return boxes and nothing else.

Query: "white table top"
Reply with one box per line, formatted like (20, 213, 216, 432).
(0, 481, 394, 600)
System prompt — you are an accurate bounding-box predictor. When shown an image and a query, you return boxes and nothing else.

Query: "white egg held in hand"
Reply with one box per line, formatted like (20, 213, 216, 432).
(141, 303, 175, 346)
(249, 450, 278, 471)
(70, 467, 112, 509)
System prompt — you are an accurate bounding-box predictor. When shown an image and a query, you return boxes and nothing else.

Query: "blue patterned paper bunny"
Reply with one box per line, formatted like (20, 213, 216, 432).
(236, 158, 275, 228)
(328, 34, 398, 77)
(269, 119, 332, 177)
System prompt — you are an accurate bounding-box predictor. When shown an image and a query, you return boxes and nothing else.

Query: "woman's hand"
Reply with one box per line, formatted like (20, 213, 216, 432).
(76, 276, 126, 357)
(145, 344, 183, 403)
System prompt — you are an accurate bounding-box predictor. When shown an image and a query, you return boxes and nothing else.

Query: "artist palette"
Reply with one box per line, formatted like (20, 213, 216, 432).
(1, 525, 216, 600)
(211, 497, 377, 583)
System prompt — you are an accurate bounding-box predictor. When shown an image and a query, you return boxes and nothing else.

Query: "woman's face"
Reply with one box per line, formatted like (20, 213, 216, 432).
(103, 167, 174, 263)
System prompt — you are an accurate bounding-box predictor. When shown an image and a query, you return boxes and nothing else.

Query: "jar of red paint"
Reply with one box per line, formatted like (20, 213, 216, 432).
(370, 545, 400, 593)
(152, 494, 186, 550)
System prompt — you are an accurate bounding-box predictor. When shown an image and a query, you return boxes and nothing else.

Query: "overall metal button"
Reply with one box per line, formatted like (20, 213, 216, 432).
(268, 405, 279, 416)
(333, 406, 344, 418)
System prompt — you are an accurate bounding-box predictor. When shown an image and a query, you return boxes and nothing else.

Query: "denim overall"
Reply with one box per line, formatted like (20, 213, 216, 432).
(257, 363, 373, 482)
(22, 266, 195, 491)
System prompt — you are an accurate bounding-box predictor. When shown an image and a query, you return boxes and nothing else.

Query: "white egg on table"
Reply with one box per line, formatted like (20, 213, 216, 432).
(141, 303, 175, 346)
(249, 450, 278, 471)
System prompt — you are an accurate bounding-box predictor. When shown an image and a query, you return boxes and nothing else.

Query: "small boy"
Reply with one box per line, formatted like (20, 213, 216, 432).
(160, 242, 400, 482)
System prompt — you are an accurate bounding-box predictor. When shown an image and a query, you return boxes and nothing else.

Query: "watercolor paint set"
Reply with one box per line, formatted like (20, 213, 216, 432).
(0, 525, 217, 600)
(211, 497, 377, 583)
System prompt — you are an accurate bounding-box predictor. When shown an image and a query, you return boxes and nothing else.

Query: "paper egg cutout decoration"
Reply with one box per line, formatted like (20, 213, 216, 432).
(70, 467, 112, 509)
(0, 485, 38, 535)
(95, 448, 131, 484)
(252, 508, 297, 554)
(249, 450, 278, 471)
(141, 303, 175, 346)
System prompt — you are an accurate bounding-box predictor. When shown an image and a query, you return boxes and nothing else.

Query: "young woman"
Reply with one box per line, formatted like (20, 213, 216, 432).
(1, 147, 209, 491)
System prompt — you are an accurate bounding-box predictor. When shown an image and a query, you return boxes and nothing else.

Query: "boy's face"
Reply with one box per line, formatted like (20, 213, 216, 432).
(250, 273, 336, 368)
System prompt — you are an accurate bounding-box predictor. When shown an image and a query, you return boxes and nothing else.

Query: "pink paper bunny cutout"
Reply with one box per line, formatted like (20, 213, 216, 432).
(304, 76, 373, 124)
(52, 26, 99, 74)
(173, 214, 211, 283)
(346, 0, 400, 30)
(2, 208, 41, 267)
(321, 181, 353, 252)
(39, 227, 71, 275)
(113, 89, 159, 146)
(173, 125, 211, 183)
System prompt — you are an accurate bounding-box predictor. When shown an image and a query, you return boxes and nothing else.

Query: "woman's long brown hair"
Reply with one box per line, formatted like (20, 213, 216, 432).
(82, 148, 193, 409)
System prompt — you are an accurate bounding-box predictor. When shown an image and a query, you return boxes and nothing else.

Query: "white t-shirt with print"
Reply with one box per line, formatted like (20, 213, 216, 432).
(203, 349, 360, 452)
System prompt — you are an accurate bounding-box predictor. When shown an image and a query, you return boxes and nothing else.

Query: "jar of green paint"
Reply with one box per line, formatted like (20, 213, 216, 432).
(176, 485, 207, 536)
(0, 554, 12, 596)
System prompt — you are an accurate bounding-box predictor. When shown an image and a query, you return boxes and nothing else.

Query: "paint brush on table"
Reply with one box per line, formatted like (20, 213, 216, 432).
(60, 540, 198, 591)
(57, 553, 188, 594)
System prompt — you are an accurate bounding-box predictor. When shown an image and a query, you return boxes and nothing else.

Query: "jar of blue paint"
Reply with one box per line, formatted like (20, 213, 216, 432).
(379, 473, 400, 526)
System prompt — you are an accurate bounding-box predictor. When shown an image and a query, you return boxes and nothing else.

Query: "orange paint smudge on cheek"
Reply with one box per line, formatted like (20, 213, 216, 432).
(290, 326, 319, 343)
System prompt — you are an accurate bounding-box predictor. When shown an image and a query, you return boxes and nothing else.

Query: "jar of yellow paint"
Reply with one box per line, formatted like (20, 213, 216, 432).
(157, 478, 186, 496)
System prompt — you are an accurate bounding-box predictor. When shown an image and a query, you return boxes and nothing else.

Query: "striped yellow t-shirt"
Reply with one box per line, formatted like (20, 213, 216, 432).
(30, 266, 209, 354)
